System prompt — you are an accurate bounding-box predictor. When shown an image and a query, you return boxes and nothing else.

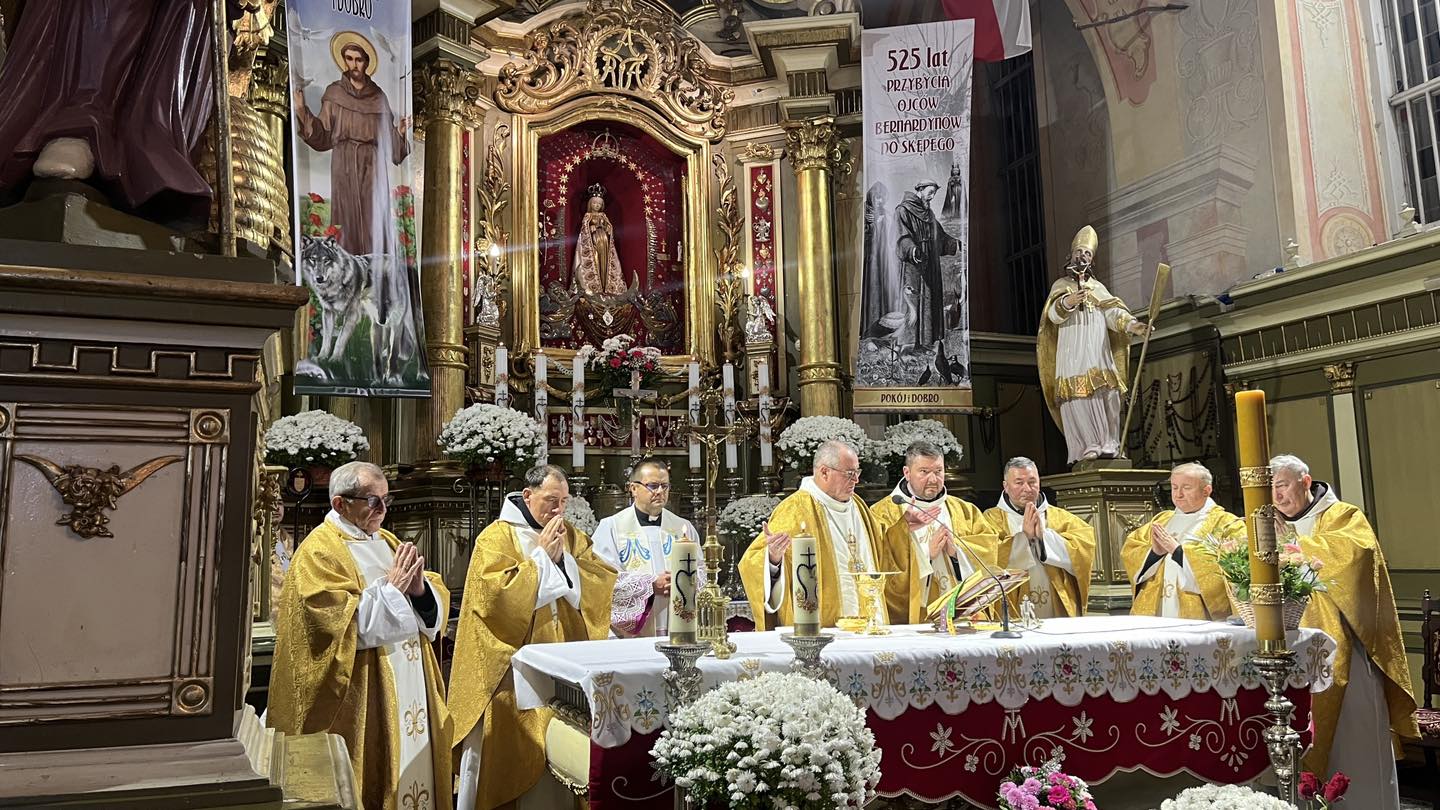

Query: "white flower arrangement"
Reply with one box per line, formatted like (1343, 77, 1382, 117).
(775, 416, 868, 471)
(564, 494, 599, 535)
(1158, 784, 1295, 810)
(437, 404, 547, 472)
(263, 410, 369, 469)
(864, 418, 964, 476)
(717, 495, 782, 541)
(651, 672, 881, 809)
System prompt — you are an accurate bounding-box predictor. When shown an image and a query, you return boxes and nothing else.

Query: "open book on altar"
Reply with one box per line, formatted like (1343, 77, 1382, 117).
(925, 567, 1030, 629)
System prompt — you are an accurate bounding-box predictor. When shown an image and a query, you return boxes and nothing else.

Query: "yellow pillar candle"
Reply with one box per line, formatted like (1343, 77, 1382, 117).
(667, 540, 702, 644)
(791, 526, 820, 636)
(1234, 390, 1285, 651)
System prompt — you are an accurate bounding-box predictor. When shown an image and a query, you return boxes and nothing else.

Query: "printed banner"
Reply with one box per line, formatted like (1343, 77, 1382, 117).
(288, 0, 429, 397)
(857, 20, 975, 412)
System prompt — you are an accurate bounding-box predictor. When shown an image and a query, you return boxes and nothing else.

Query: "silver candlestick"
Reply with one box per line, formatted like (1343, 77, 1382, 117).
(779, 632, 835, 681)
(655, 641, 711, 709)
(1254, 649, 1302, 804)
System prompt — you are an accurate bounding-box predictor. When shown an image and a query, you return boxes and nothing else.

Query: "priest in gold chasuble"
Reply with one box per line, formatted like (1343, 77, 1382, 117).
(739, 440, 914, 629)
(1122, 462, 1242, 620)
(1271, 455, 1417, 809)
(449, 465, 616, 810)
(984, 457, 1096, 618)
(869, 439, 999, 623)
(269, 462, 452, 810)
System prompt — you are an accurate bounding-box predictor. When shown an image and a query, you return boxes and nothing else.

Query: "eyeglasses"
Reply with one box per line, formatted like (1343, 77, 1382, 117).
(342, 494, 394, 511)
(823, 465, 861, 482)
(632, 481, 671, 494)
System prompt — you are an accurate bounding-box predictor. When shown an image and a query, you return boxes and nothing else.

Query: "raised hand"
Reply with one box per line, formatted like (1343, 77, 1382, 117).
(763, 521, 792, 565)
(903, 502, 941, 531)
(539, 515, 567, 562)
(1127, 320, 1153, 337)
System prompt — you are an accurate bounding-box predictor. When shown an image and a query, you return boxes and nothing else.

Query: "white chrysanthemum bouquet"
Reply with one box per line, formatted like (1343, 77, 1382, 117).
(775, 416, 868, 471)
(717, 495, 782, 542)
(1158, 783, 1296, 810)
(263, 410, 368, 469)
(564, 494, 598, 535)
(651, 672, 882, 809)
(437, 404, 547, 472)
(864, 418, 963, 480)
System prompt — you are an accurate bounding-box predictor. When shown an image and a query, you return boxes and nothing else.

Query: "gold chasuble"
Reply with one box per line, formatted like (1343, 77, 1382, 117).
(448, 499, 615, 809)
(1121, 501, 1242, 620)
(871, 491, 1000, 623)
(1282, 484, 1418, 775)
(984, 499, 1095, 617)
(269, 520, 453, 810)
(738, 484, 908, 630)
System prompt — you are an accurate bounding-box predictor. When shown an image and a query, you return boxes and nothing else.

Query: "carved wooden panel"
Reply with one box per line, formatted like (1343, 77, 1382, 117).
(0, 404, 230, 723)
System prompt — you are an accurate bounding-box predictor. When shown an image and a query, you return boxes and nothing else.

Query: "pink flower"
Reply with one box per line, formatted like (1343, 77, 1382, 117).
(1084, 801, 1097, 810)
(1047, 785, 1073, 806)
(1021, 778, 1042, 795)
(1283, 542, 1302, 555)
(1309, 558, 1324, 572)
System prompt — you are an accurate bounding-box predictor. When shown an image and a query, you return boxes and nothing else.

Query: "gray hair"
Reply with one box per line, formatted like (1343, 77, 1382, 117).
(904, 439, 945, 465)
(1171, 462, 1213, 487)
(1003, 456, 1038, 477)
(524, 464, 568, 488)
(1269, 454, 1310, 478)
(813, 439, 859, 472)
(629, 459, 669, 483)
(329, 461, 385, 500)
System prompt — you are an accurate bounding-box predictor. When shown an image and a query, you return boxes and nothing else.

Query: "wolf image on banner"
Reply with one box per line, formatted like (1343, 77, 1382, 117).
(288, 1, 429, 397)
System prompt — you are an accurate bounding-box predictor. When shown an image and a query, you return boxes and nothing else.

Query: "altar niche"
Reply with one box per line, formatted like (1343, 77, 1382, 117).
(536, 121, 688, 353)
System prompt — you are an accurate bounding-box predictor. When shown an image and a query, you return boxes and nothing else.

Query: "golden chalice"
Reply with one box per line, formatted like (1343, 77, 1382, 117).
(836, 571, 899, 635)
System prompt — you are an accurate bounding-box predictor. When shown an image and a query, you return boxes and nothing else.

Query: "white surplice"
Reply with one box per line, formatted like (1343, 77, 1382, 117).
(1133, 499, 1216, 618)
(592, 506, 700, 637)
(991, 495, 1075, 618)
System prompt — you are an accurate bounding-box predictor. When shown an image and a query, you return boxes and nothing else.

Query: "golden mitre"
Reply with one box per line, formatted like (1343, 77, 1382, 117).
(1071, 225, 1099, 256)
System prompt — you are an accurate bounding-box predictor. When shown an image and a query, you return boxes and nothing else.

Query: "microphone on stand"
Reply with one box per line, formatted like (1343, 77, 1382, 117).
(893, 494, 1021, 639)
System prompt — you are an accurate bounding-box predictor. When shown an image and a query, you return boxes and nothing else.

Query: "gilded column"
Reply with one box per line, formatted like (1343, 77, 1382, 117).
(413, 58, 481, 462)
(783, 116, 845, 416)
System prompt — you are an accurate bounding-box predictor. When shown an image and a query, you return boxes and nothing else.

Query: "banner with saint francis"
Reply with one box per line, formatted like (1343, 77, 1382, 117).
(856, 19, 974, 412)
(287, 0, 430, 397)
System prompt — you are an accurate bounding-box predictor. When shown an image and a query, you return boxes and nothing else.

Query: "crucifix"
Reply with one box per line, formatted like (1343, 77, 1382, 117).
(611, 369, 657, 468)
(678, 387, 755, 536)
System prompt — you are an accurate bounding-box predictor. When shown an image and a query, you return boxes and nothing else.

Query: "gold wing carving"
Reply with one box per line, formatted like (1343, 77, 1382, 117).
(15, 454, 184, 540)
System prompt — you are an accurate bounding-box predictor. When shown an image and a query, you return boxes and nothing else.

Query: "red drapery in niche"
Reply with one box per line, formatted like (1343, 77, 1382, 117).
(537, 121, 687, 352)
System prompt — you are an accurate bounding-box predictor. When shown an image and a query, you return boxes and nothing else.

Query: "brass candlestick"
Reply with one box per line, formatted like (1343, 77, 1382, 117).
(696, 534, 735, 659)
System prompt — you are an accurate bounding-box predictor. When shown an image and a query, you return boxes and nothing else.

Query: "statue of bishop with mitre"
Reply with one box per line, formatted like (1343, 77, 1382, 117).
(1036, 225, 1150, 464)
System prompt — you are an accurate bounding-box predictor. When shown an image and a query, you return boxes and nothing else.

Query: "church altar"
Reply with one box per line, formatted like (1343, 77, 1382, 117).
(511, 616, 1336, 808)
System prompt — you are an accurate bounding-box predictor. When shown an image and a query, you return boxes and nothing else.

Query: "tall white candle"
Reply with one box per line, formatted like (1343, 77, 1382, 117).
(667, 539, 702, 643)
(629, 369, 641, 456)
(687, 360, 701, 470)
(572, 357, 586, 468)
(722, 362, 737, 470)
(791, 527, 819, 635)
(495, 344, 509, 410)
(534, 351, 548, 466)
(757, 359, 773, 467)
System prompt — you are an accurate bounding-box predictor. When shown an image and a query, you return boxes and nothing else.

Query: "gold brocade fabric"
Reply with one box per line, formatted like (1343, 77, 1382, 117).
(738, 491, 909, 630)
(267, 521, 454, 810)
(984, 505, 1096, 617)
(1054, 368, 1126, 402)
(1121, 509, 1243, 620)
(1035, 276, 1134, 429)
(447, 519, 616, 809)
(870, 495, 1001, 623)
(1290, 502, 1419, 774)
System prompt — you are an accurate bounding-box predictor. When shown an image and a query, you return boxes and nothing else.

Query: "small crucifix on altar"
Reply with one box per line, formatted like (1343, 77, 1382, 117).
(611, 369, 657, 466)
(678, 387, 755, 535)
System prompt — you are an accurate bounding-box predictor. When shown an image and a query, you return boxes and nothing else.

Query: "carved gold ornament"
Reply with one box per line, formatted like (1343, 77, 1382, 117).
(495, 0, 732, 141)
(1238, 465, 1272, 488)
(15, 454, 184, 539)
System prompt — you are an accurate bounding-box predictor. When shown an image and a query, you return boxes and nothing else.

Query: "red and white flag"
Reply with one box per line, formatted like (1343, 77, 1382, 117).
(940, 0, 1032, 61)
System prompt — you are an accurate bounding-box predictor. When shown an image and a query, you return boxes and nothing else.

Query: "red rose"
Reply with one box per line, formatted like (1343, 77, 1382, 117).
(399, 232, 411, 245)
(308, 212, 322, 225)
(307, 192, 323, 203)
(396, 185, 411, 195)
(1323, 772, 1350, 802)
(609, 357, 622, 368)
(405, 205, 415, 218)
(1298, 772, 1320, 800)
(324, 225, 340, 237)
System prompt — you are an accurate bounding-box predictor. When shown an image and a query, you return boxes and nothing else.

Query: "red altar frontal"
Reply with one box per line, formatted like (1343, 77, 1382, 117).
(509, 618, 1335, 809)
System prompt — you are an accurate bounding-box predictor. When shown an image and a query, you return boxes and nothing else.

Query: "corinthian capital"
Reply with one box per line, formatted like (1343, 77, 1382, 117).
(782, 116, 847, 175)
(414, 59, 484, 132)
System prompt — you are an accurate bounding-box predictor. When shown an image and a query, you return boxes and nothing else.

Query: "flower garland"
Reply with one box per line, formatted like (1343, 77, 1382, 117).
(775, 416, 868, 471)
(263, 410, 368, 469)
(437, 404, 547, 473)
(651, 672, 881, 809)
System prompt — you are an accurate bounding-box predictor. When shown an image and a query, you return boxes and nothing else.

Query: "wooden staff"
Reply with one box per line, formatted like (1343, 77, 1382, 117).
(1119, 262, 1169, 452)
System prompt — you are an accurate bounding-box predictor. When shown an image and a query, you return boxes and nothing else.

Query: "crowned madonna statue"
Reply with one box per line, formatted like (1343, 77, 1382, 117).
(573, 183, 627, 296)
